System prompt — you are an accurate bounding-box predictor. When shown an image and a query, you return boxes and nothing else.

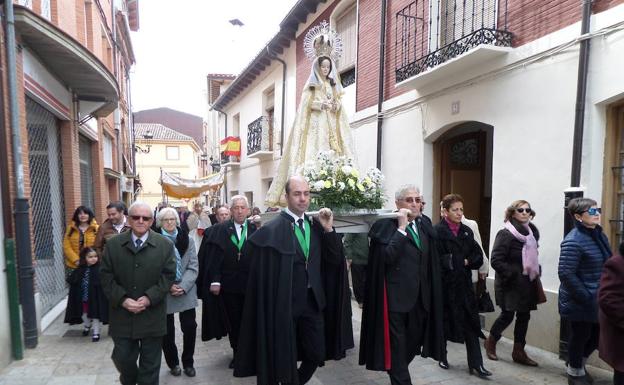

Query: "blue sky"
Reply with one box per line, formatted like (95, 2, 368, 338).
(130, 0, 298, 117)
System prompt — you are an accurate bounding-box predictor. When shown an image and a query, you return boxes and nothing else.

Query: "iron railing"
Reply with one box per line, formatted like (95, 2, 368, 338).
(395, 0, 512, 83)
(220, 153, 241, 164)
(247, 116, 273, 156)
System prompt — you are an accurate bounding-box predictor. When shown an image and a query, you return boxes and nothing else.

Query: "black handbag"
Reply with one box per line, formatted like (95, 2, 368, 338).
(476, 278, 495, 313)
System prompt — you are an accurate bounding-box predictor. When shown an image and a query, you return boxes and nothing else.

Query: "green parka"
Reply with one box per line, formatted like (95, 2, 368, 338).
(101, 230, 176, 339)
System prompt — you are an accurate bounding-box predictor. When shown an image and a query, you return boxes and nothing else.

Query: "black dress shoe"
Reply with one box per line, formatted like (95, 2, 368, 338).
(183, 367, 196, 377)
(82, 326, 91, 336)
(438, 360, 449, 370)
(170, 366, 182, 376)
(228, 359, 235, 369)
(91, 334, 100, 342)
(469, 365, 492, 378)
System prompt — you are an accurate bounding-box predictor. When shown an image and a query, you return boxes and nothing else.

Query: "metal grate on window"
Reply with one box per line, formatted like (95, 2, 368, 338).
(79, 135, 94, 210)
(26, 98, 66, 315)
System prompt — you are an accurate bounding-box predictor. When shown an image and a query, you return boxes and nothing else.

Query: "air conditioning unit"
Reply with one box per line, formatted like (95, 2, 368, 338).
(121, 175, 134, 193)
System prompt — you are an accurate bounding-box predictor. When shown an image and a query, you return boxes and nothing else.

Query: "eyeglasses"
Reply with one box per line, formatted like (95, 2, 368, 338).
(162, 218, 177, 222)
(401, 197, 422, 204)
(130, 215, 152, 222)
(516, 208, 532, 214)
(586, 207, 601, 216)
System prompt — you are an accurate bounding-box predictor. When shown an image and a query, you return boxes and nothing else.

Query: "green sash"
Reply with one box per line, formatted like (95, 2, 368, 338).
(230, 222, 247, 256)
(294, 219, 311, 260)
(406, 222, 421, 249)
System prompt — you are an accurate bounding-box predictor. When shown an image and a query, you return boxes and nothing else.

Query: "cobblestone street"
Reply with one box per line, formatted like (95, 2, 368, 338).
(0, 301, 614, 385)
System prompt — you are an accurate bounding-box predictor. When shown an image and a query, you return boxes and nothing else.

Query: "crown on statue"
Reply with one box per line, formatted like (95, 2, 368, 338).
(303, 20, 343, 62)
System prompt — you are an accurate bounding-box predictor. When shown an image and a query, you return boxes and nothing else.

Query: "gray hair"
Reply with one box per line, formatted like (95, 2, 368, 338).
(230, 195, 249, 207)
(568, 197, 598, 216)
(395, 184, 420, 201)
(128, 201, 152, 216)
(155, 207, 180, 228)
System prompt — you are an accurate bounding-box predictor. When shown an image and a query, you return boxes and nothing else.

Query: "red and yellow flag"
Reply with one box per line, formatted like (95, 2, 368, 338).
(220, 136, 241, 156)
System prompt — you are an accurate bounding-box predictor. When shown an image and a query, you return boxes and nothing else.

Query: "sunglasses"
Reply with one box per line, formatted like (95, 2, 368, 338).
(401, 197, 423, 204)
(586, 207, 601, 216)
(516, 208, 532, 214)
(130, 215, 152, 222)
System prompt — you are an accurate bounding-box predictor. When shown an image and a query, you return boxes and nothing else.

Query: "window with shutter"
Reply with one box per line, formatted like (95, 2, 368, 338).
(335, 4, 357, 73)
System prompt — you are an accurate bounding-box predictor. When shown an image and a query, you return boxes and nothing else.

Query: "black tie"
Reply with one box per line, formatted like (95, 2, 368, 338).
(297, 218, 305, 235)
(135, 239, 142, 249)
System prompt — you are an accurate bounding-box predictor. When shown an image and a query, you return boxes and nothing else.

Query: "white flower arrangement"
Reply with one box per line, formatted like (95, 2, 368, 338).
(299, 151, 385, 211)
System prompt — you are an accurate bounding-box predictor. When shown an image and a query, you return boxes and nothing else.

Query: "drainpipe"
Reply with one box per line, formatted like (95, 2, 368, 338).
(4, 0, 38, 349)
(266, 46, 287, 156)
(212, 107, 228, 202)
(561, 0, 593, 361)
(0, 10, 22, 359)
(570, 0, 593, 187)
(376, 0, 388, 170)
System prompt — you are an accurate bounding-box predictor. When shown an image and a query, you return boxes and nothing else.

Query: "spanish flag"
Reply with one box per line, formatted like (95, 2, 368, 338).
(220, 136, 241, 156)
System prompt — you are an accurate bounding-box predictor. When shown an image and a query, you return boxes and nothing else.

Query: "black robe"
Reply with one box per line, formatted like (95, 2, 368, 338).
(64, 264, 109, 324)
(359, 215, 444, 371)
(233, 211, 354, 385)
(198, 220, 257, 342)
(434, 220, 484, 344)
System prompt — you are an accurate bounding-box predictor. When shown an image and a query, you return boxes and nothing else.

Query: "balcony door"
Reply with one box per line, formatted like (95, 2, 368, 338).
(438, 0, 498, 47)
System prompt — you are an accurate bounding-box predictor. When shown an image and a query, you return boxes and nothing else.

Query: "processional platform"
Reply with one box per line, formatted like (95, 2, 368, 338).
(259, 209, 396, 233)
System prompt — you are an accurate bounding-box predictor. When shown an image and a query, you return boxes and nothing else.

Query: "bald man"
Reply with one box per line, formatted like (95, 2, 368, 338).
(234, 176, 354, 384)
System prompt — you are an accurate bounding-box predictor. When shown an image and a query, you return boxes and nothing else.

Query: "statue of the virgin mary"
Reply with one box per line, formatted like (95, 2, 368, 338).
(265, 21, 356, 206)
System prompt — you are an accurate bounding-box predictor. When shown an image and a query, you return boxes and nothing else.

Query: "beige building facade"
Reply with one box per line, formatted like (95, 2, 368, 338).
(135, 123, 201, 208)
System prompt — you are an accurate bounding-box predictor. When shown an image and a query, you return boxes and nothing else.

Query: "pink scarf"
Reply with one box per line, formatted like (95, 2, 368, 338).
(445, 217, 460, 236)
(504, 221, 540, 281)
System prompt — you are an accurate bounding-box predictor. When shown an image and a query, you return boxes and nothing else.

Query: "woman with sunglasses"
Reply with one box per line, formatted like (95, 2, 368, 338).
(486, 200, 541, 366)
(559, 198, 611, 385)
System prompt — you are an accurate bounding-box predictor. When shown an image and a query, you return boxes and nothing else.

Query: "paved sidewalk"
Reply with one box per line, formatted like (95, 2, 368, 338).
(0, 301, 614, 385)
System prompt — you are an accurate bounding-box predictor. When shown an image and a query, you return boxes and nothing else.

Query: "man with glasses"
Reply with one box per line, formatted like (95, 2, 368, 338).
(360, 184, 444, 385)
(198, 195, 258, 369)
(101, 201, 176, 385)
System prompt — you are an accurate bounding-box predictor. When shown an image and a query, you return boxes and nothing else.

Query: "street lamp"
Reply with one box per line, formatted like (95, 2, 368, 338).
(135, 130, 153, 154)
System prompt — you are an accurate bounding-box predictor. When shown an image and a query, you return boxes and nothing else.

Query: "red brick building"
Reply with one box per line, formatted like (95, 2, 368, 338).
(0, 0, 139, 362)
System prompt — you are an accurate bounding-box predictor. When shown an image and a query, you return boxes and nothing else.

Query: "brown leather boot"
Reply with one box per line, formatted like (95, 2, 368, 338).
(512, 342, 538, 366)
(484, 335, 498, 360)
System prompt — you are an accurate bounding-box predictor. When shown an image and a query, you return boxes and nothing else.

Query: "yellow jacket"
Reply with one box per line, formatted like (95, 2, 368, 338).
(63, 220, 99, 268)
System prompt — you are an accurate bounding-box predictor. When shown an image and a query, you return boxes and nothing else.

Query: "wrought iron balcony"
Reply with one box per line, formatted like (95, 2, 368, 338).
(220, 152, 240, 167)
(247, 116, 274, 160)
(395, 0, 512, 84)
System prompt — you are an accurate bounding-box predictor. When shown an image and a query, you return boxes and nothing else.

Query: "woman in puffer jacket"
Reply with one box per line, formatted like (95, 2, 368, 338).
(63, 206, 99, 271)
(558, 197, 611, 385)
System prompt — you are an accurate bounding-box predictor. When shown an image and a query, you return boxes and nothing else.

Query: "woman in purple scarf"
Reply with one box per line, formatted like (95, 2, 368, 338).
(486, 200, 541, 366)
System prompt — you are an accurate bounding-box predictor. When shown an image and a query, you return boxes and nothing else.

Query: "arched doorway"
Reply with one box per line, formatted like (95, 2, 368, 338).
(434, 122, 493, 251)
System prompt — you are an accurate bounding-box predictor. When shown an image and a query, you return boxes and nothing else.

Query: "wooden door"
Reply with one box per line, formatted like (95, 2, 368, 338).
(440, 131, 487, 238)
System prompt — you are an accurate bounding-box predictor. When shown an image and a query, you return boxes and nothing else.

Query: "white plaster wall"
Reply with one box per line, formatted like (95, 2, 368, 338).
(351, 4, 624, 294)
(353, 7, 624, 357)
(222, 43, 298, 209)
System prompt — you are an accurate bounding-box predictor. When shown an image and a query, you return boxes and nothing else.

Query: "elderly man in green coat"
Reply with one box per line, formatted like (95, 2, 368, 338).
(101, 201, 176, 385)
